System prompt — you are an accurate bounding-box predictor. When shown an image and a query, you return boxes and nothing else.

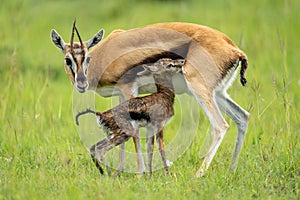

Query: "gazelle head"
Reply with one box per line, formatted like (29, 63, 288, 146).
(138, 58, 185, 76)
(50, 20, 104, 93)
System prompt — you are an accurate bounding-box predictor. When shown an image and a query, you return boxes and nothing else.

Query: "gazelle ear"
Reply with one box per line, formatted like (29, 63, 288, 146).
(50, 29, 66, 53)
(86, 29, 104, 49)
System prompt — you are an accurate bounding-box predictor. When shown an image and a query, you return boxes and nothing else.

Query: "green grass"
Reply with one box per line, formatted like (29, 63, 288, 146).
(1, 0, 299, 199)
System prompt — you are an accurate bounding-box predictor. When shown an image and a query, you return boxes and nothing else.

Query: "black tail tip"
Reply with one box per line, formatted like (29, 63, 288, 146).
(241, 77, 247, 86)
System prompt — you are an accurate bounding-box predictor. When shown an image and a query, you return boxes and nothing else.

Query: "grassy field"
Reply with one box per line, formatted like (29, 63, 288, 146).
(0, 0, 299, 199)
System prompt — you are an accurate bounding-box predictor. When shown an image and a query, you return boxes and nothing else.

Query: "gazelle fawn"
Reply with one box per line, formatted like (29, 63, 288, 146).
(51, 21, 249, 177)
(75, 58, 184, 176)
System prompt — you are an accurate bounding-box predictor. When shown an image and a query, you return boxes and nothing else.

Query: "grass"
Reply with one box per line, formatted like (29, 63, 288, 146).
(0, 0, 299, 199)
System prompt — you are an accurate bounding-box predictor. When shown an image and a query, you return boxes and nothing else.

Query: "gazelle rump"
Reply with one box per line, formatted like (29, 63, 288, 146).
(75, 58, 184, 175)
(51, 21, 249, 177)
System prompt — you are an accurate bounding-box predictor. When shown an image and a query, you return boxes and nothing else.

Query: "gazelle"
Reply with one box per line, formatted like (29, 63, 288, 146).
(51, 21, 249, 177)
(75, 58, 184, 175)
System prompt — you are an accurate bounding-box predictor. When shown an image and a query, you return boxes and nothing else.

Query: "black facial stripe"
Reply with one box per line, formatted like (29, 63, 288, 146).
(70, 65, 76, 78)
(65, 57, 76, 79)
(68, 50, 88, 77)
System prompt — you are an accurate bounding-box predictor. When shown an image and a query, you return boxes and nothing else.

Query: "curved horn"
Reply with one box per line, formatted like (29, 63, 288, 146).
(74, 26, 84, 51)
(70, 19, 76, 55)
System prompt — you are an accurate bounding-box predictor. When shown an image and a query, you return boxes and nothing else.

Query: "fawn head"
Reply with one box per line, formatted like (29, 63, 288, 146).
(138, 58, 185, 76)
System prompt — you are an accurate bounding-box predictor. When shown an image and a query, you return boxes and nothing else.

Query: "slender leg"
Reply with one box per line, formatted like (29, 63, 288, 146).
(184, 80, 228, 177)
(90, 144, 104, 175)
(195, 99, 229, 177)
(114, 125, 145, 177)
(156, 128, 169, 175)
(215, 91, 250, 171)
(116, 83, 145, 176)
(132, 134, 145, 175)
(114, 94, 127, 176)
(113, 117, 142, 177)
(91, 130, 132, 177)
(146, 127, 155, 176)
(182, 59, 232, 177)
(90, 136, 115, 176)
(114, 142, 126, 177)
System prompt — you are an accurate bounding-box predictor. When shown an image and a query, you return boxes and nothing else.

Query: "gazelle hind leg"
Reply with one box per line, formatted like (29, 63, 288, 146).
(182, 59, 231, 177)
(185, 83, 228, 177)
(215, 92, 250, 171)
(195, 100, 229, 177)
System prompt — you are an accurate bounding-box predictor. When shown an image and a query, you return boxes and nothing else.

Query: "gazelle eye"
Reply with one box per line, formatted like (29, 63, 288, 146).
(65, 57, 72, 66)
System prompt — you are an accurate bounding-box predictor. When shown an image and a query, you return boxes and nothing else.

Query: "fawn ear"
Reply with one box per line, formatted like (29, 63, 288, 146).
(137, 64, 156, 76)
(137, 67, 150, 76)
(51, 29, 66, 53)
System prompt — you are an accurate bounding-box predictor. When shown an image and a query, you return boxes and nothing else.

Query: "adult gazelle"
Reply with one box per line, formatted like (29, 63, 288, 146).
(51, 21, 249, 177)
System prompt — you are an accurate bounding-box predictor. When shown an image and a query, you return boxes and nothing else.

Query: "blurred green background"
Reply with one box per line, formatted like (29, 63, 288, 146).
(0, 0, 299, 199)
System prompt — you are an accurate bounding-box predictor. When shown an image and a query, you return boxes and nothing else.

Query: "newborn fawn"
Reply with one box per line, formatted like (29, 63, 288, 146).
(76, 58, 185, 176)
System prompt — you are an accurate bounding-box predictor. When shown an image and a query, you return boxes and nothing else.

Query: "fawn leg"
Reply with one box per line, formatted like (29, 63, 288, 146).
(156, 128, 169, 175)
(146, 127, 155, 176)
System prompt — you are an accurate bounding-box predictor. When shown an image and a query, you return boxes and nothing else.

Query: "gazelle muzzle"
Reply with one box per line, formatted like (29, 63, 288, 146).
(75, 71, 89, 93)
